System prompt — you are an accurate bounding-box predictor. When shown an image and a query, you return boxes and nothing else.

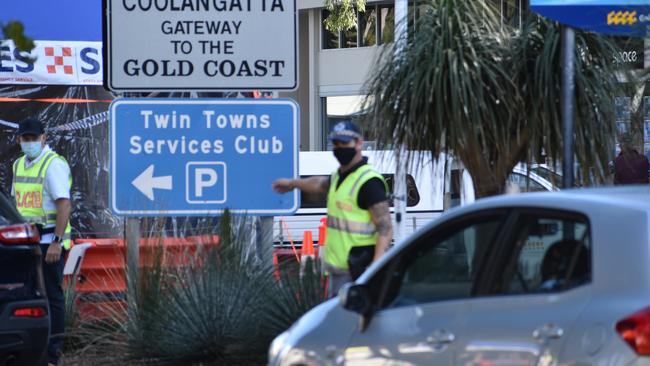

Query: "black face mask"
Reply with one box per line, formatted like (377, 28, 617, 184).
(333, 147, 356, 165)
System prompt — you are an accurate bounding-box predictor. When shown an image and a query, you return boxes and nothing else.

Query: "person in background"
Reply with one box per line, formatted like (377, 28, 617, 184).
(272, 121, 392, 297)
(613, 135, 650, 185)
(12, 118, 72, 366)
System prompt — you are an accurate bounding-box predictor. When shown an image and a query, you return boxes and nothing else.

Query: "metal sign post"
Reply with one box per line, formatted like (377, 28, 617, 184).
(393, 0, 408, 243)
(561, 27, 576, 188)
(125, 216, 140, 323)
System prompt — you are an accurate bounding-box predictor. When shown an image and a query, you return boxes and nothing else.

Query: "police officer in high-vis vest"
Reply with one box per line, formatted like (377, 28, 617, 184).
(12, 118, 72, 366)
(272, 121, 392, 297)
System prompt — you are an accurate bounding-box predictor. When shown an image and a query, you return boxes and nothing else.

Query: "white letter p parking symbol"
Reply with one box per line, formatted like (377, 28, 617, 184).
(195, 168, 218, 197)
(186, 162, 227, 204)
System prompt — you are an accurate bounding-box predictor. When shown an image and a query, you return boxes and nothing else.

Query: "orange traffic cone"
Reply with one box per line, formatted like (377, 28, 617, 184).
(300, 231, 315, 277)
(302, 230, 314, 257)
(318, 217, 327, 246)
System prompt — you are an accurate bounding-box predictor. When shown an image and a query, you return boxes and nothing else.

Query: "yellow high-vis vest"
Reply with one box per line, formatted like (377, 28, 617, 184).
(13, 151, 72, 250)
(324, 164, 387, 269)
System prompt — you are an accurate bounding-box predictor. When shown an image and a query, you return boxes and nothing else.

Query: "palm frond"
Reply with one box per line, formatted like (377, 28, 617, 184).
(365, 0, 629, 195)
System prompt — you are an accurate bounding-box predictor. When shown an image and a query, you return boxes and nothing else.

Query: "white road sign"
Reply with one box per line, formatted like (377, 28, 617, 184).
(105, 0, 297, 91)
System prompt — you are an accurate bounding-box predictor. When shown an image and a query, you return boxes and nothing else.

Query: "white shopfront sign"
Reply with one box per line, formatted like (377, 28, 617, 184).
(0, 41, 103, 86)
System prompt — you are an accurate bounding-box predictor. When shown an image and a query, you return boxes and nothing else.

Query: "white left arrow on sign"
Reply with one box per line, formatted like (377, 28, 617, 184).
(132, 164, 173, 201)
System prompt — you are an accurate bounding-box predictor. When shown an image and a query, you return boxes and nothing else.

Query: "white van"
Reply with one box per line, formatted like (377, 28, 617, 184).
(273, 151, 556, 245)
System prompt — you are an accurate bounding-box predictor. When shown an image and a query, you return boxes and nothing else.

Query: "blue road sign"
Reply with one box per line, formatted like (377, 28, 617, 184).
(110, 98, 299, 216)
(531, 0, 650, 36)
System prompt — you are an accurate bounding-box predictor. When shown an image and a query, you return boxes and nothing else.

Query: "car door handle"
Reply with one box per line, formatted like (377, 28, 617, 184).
(426, 329, 456, 345)
(533, 324, 564, 340)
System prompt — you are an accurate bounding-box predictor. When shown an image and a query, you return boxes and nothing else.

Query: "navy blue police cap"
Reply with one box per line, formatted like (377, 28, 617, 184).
(329, 120, 362, 142)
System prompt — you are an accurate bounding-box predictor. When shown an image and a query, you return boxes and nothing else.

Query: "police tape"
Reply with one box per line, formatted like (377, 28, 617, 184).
(0, 112, 109, 132)
(0, 97, 112, 103)
(53, 112, 109, 132)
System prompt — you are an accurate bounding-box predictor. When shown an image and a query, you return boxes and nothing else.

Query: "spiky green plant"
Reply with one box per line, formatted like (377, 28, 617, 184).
(264, 257, 328, 336)
(365, 0, 632, 197)
(62, 278, 82, 354)
(65, 211, 327, 365)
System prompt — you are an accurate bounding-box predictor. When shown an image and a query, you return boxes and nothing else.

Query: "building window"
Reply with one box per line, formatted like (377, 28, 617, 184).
(359, 6, 378, 47)
(321, 1, 454, 50)
(378, 4, 394, 45)
(322, 95, 375, 150)
(615, 97, 631, 136)
(322, 4, 390, 50)
(493, 0, 527, 28)
(322, 9, 340, 49)
(323, 0, 531, 50)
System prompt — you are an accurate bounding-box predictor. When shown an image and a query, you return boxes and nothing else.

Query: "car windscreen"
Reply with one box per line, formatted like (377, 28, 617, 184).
(0, 191, 22, 226)
(530, 167, 574, 188)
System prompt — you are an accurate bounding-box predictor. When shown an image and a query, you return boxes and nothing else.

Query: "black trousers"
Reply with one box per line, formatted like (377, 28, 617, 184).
(40, 244, 65, 365)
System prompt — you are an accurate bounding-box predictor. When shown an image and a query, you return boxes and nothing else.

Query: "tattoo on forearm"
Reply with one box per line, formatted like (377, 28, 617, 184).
(370, 201, 392, 236)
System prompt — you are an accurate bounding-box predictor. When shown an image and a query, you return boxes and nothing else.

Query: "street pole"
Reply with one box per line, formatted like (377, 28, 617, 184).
(561, 26, 576, 189)
(123, 92, 141, 322)
(256, 216, 274, 268)
(393, 0, 408, 243)
(125, 217, 140, 322)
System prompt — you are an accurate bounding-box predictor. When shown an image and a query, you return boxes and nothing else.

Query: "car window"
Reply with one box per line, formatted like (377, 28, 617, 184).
(298, 174, 420, 208)
(494, 213, 591, 295)
(382, 174, 421, 207)
(507, 173, 547, 192)
(379, 216, 504, 308)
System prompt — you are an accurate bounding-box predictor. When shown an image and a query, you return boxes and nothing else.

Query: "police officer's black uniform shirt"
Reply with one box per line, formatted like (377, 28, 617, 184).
(330, 157, 388, 209)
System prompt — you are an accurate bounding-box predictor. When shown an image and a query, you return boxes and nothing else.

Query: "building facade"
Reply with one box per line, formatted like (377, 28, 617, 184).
(283, 0, 648, 155)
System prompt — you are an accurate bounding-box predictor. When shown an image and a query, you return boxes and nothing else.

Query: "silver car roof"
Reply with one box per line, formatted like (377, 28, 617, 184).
(451, 185, 650, 215)
(386, 185, 650, 255)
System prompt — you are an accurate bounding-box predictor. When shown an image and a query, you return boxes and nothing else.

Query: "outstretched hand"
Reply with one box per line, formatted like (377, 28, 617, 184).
(272, 179, 294, 194)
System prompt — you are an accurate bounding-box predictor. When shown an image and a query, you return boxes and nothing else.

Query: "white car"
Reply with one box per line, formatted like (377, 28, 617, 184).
(270, 186, 650, 366)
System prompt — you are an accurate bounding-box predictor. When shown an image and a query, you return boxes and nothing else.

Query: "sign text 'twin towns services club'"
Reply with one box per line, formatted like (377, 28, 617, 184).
(105, 0, 297, 91)
(110, 99, 299, 216)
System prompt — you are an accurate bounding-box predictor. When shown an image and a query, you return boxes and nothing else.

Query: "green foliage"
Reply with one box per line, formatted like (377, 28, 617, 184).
(65, 213, 327, 365)
(3, 21, 34, 52)
(265, 257, 328, 336)
(324, 0, 366, 33)
(365, 0, 630, 196)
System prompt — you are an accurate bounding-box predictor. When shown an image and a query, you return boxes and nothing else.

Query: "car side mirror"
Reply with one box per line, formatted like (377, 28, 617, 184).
(339, 283, 371, 315)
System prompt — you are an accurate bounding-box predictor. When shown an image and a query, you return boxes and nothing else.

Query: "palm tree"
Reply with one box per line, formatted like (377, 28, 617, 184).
(364, 0, 628, 197)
